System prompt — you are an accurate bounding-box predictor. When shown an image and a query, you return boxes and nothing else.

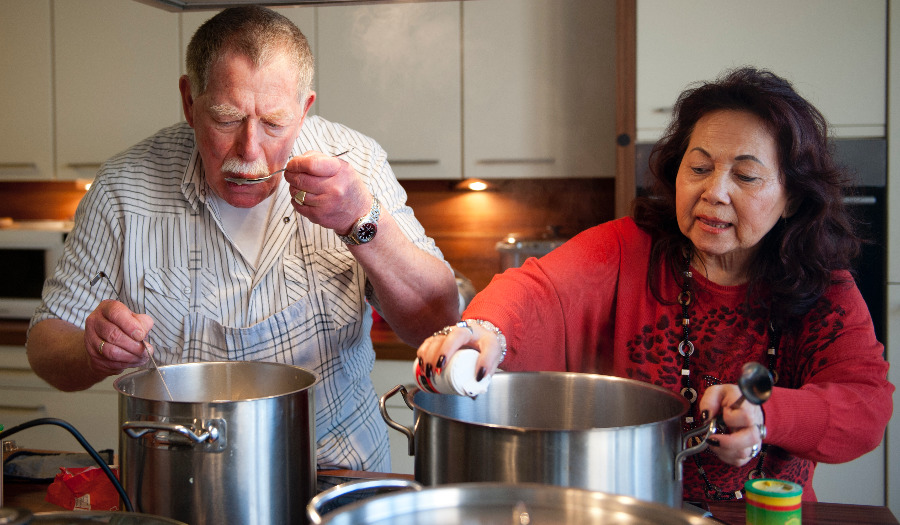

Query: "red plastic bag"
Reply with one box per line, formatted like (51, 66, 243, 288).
(45, 466, 120, 511)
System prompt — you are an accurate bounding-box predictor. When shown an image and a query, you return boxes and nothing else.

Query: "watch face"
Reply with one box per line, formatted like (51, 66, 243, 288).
(356, 222, 377, 243)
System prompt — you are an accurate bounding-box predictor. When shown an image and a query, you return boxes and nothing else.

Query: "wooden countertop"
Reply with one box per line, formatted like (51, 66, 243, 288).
(0, 318, 416, 360)
(4, 466, 898, 524)
(707, 500, 899, 524)
(370, 319, 416, 360)
(0, 320, 28, 346)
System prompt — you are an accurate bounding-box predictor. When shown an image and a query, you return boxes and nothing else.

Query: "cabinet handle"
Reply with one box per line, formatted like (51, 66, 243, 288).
(0, 163, 38, 171)
(843, 195, 877, 205)
(652, 107, 674, 114)
(388, 159, 440, 166)
(66, 162, 102, 170)
(476, 158, 555, 165)
(0, 404, 46, 413)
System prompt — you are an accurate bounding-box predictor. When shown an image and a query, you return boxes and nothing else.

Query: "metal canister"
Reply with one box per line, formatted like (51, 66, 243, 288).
(744, 479, 802, 525)
(495, 227, 567, 271)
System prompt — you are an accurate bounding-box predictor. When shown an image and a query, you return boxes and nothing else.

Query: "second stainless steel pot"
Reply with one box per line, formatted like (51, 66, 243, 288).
(381, 372, 710, 507)
(307, 480, 715, 524)
(115, 361, 319, 525)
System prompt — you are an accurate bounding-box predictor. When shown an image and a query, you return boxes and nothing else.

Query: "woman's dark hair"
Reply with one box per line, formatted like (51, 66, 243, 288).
(632, 67, 860, 322)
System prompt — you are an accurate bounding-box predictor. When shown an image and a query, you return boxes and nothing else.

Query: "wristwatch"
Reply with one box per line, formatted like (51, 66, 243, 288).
(337, 197, 380, 245)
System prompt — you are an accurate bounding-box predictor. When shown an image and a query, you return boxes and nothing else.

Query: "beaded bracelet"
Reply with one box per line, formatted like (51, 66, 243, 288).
(465, 319, 508, 364)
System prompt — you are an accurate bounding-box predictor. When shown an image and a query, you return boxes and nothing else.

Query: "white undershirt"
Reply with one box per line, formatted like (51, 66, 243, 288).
(210, 191, 276, 268)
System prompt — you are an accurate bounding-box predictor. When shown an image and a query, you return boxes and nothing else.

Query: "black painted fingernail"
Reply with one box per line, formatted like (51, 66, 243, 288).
(436, 355, 445, 370)
(418, 357, 424, 370)
(426, 364, 433, 379)
(707, 438, 720, 447)
(701, 410, 709, 421)
(476, 367, 486, 382)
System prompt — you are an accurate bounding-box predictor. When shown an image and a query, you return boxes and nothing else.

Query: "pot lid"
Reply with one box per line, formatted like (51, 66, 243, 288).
(27, 511, 188, 524)
(0, 507, 32, 525)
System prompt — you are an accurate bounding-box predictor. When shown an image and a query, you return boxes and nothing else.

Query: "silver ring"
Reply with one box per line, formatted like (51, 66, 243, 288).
(750, 443, 761, 458)
(757, 423, 767, 441)
(294, 190, 307, 206)
(98, 340, 105, 356)
(456, 321, 474, 335)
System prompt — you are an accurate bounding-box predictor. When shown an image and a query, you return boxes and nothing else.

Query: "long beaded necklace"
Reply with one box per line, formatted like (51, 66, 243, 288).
(678, 259, 780, 500)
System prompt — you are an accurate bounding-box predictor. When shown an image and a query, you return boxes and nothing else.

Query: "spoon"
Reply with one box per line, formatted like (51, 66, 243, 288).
(224, 150, 351, 185)
(729, 361, 774, 409)
(710, 361, 773, 433)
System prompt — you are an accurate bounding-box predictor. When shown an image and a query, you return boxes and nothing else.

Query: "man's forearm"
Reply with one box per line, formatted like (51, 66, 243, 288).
(27, 319, 108, 391)
(348, 213, 459, 345)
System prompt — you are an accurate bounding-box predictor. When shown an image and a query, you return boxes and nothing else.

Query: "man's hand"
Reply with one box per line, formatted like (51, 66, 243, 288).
(83, 299, 153, 375)
(284, 151, 371, 235)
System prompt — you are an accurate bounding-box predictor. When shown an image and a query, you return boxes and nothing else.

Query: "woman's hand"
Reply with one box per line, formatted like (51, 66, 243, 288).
(699, 384, 767, 467)
(416, 320, 504, 383)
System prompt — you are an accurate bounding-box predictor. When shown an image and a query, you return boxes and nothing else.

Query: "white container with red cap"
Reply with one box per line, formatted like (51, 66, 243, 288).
(413, 349, 491, 397)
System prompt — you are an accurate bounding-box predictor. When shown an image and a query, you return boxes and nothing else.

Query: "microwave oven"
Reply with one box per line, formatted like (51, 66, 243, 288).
(0, 221, 71, 320)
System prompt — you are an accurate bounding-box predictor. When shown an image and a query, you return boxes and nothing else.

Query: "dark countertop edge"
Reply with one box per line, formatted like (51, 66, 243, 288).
(1, 319, 415, 360)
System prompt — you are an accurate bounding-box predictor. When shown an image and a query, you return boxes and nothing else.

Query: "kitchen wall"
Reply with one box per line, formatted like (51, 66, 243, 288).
(0, 178, 615, 291)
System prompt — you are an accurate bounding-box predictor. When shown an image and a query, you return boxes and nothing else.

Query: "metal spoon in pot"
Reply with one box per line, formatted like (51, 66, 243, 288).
(223, 150, 351, 186)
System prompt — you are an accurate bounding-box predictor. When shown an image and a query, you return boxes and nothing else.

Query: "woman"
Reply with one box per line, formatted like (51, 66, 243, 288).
(416, 67, 893, 502)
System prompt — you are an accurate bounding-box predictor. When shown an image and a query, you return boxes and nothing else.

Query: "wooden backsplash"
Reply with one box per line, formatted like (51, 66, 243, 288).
(401, 179, 615, 290)
(0, 178, 615, 291)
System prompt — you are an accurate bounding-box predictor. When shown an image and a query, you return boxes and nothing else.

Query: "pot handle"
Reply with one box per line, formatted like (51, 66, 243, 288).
(379, 384, 415, 456)
(674, 419, 717, 480)
(122, 420, 219, 444)
(307, 478, 423, 524)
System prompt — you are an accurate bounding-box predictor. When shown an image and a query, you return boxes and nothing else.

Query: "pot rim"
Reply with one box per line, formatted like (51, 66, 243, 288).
(310, 481, 712, 524)
(113, 361, 320, 404)
(403, 371, 690, 432)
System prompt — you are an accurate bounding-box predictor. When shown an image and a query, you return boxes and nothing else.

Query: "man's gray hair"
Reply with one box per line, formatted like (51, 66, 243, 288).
(185, 5, 314, 102)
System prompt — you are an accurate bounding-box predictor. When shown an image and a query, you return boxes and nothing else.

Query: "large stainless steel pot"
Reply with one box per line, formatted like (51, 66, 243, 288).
(380, 372, 710, 507)
(115, 362, 319, 525)
(307, 480, 716, 524)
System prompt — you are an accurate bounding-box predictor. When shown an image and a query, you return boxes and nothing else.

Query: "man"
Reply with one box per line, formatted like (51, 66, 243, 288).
(26, 6, 459, 472)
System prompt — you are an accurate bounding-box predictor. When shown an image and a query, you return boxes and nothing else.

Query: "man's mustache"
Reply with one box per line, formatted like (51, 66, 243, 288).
(221, 157, 269, 177)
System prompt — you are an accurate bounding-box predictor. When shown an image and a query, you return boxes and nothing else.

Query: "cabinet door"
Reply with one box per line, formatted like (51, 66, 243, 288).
(316, 3, 462, 180)
(54, 0, 182, 180)
(0, 345, 120, 452)
(0, 0, 54, 180)
(637, 0, 886, 142)
(463, 0, 616, 179)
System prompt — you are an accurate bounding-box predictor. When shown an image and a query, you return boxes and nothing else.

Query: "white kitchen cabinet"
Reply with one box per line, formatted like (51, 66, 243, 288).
(315, 2, 461, 180)
(0, 1, 54, 180)
(0, 345, 120, 453)
(53, 0, 182, 180)
(636, 0, 887, 143)
(462, 0, 617, 179)
(370, 359, 415, 475)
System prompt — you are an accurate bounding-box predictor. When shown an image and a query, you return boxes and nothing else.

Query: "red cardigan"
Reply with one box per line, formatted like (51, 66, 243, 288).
(464, 217, 893, 502)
